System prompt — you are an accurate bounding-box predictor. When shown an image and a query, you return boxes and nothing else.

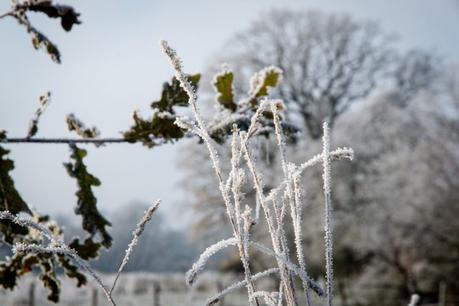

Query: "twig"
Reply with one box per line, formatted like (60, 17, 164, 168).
(0, 11, 12, 19)
(1, 138, 130, 144)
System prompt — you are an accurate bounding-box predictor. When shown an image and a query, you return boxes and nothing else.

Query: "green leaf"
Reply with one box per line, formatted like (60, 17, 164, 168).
(29, 29, 61, 64)
(69, 236, 101, 260)
(151, 74, 201, 112)
(123, 111, 185, 148)
(0, 253, 23, 290)
(0, 251, 61, 302)
(0, 146, 31, 215)
(0, 130, 7, 141)
(0, 145, 32, 243)
(213, 68, 237, 111)
(124, 74, 200, 147)
(0, 213, 90, 302)
(38, 257, 61, 302)
(66, 114, 100, 139)
(58, 255, 87, 287)
(64, 144, 112, 248)
(27, 92, 51, 138)
(248, 66, 282, 106)
(23, 2, 81, 32)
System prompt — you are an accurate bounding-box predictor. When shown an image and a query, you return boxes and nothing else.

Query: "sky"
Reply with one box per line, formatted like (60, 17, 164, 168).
(0, 0, 458, 228)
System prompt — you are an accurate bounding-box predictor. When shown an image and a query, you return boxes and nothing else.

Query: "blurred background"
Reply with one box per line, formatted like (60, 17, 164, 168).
(0, 0, 458, 305)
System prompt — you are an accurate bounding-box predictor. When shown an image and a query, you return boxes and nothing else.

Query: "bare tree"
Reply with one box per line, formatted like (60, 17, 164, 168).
(393, 49, 442, 105)
(217, 10, 396, 139)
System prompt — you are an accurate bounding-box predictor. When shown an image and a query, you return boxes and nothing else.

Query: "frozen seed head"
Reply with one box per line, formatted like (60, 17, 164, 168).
(110, 200, 160, 295)
(159, 40, 182, 73)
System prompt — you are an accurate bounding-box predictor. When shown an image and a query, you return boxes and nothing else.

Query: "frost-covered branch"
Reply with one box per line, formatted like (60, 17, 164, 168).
(1, 137, 130, 144)
(0, 210, 115, 306)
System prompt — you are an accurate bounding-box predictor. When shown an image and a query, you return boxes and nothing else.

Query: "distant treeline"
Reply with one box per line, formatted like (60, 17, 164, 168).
(54, 202, 197, 273)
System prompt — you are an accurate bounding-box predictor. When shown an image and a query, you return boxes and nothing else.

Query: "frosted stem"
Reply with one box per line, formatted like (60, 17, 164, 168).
(110, 200, 160, 295)
(322, 122, 334, 306)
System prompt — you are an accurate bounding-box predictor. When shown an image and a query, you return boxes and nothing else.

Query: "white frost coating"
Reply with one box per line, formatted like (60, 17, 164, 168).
(251, 242, 324, 296)
(266, 147, 354, 203)
(248, 66, 283, 98)
(251, 291, 279, 306)
(185, 236, 323, 296)
(160, 40, 234, 235)
(271, 100, 289, 182)
(229, 142, 256, 306)
(290, 164, 313, 306)
(0, 211, 56, 243)
(407, 294, 420, 306)
(208, 113, 248, 136)
(174, 117, 194, 131)
(205, 268, 280, 306)
(246, 98, 270, 137)
(110, 200, 160, 294)
(186, 237, 238, 286)
(322, 122, 334, 306)
(239, 205, 256, 306)
(13, 243, 70, 255)
(322, 122, 332, 194)
(232, 98, 270, 224)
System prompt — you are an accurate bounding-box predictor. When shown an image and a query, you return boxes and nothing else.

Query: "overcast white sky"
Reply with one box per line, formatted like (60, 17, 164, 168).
(0, 0, 458, 226)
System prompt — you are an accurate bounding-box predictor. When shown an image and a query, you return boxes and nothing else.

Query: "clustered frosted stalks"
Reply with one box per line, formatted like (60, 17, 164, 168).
(161, 40, 354, 306)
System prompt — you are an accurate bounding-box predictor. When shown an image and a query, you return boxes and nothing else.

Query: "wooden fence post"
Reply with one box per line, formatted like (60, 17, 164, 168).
(28, 281, 35, 306)
(439, 281, 446, 306)
(91, 287, 98, 306)
(153, 281, 161, 306)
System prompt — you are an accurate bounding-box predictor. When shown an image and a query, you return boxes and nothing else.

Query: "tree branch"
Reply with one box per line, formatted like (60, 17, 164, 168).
(0, 11, 13, 19)
(1, 137, 130, 144)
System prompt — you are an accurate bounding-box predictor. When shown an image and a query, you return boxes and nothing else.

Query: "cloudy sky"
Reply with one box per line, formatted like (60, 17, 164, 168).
(0, 0, 458, 226)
